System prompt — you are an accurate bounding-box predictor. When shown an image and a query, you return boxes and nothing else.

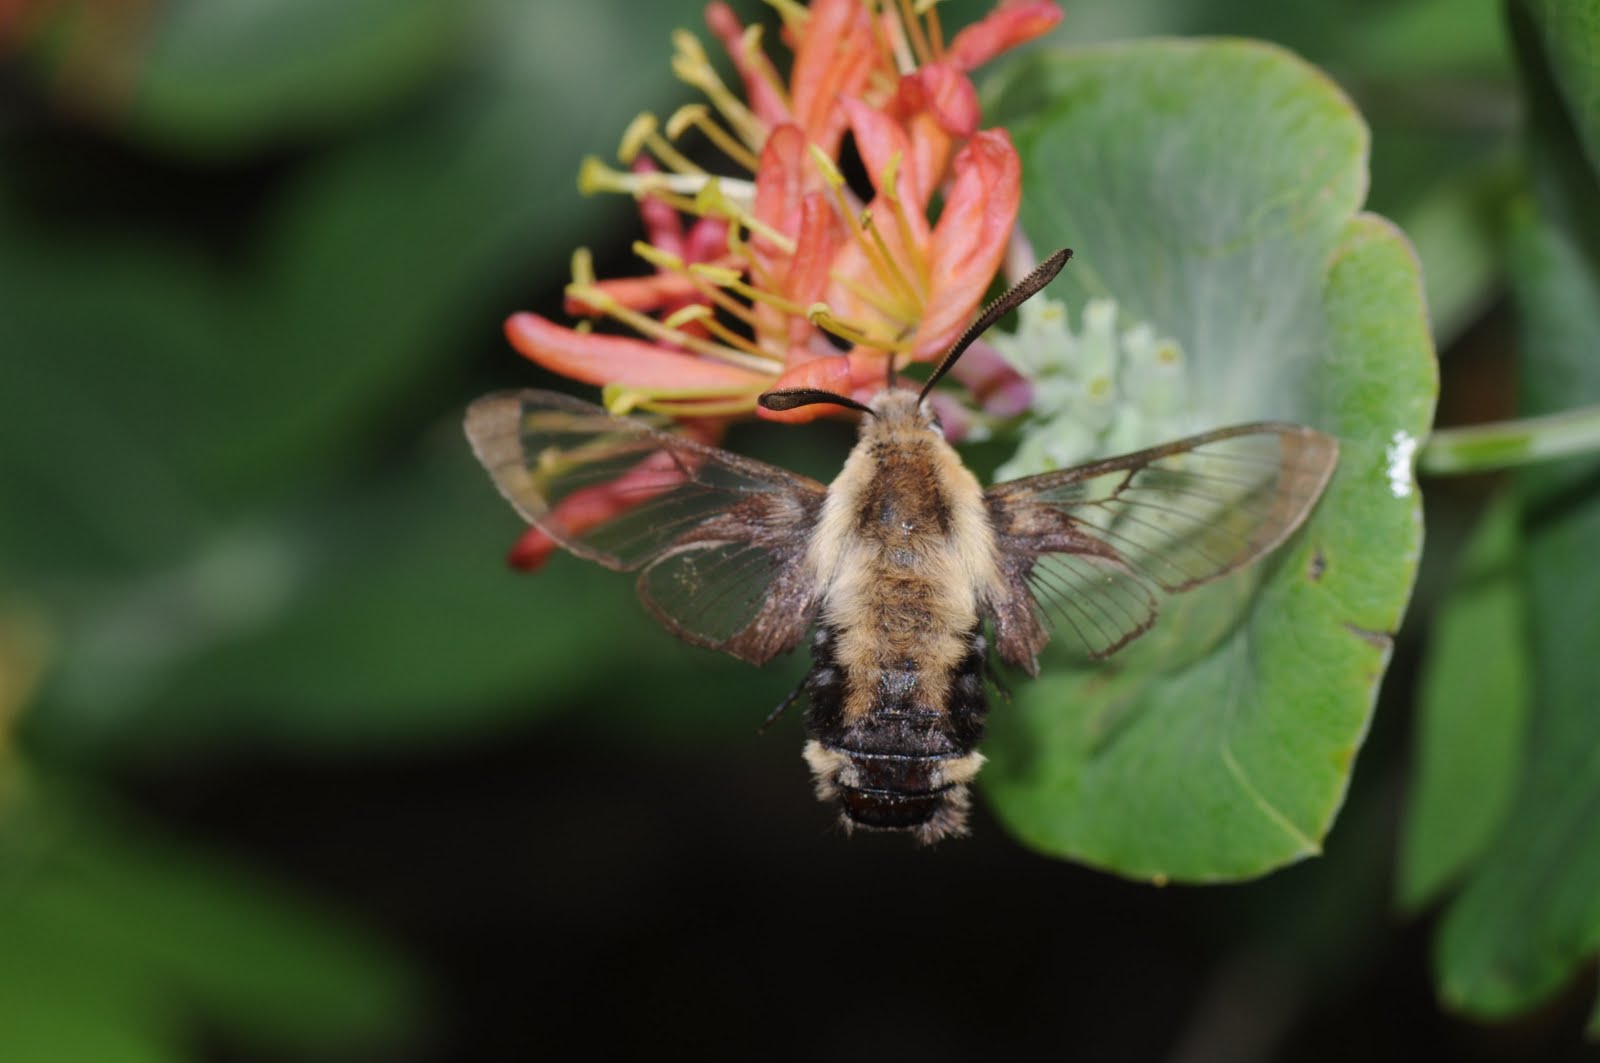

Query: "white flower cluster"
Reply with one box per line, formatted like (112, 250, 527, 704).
(990, 294, 1192, 480)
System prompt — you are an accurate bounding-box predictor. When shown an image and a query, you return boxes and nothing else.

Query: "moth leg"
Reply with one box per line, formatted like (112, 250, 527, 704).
(757, 676, 808, 735)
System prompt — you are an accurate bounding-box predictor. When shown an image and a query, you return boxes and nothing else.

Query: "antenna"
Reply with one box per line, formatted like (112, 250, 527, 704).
(757, 388, 877, 416)
(918, 248, 1072, 402)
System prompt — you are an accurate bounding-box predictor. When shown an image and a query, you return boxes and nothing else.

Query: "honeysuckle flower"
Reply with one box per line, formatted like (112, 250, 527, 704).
(502, 0, 1059, 569)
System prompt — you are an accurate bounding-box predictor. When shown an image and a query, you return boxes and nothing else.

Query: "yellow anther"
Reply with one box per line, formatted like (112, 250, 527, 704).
(618, 113, 657, 164)
(664, 104, 704, 140)
(688, 262, 744, 286)
(761, 0, 810, 33)
(578, 155, 630, 196)
(630, 240, 685, 272)
(694, 180, 793, 251)
(672, 29, 766, 149)
(571, 247, 597, 287)
(667, 103, 760, 172)
(880, 151, 904, 204)
(807, 144, 847, 190)
(602, 385, 645, 416)
(673, 27, 710, 67)
(663, 304, 714, 330)
(739, 24, 791, 114)
(564, 281, 616, 313)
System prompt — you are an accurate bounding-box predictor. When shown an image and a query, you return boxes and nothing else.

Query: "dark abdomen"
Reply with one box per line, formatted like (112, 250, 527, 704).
(800, 623, 989, 843)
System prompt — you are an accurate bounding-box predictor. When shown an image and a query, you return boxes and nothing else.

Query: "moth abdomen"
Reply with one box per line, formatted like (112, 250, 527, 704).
(801, 623, 991, 843)
(802, 741, 986, 841)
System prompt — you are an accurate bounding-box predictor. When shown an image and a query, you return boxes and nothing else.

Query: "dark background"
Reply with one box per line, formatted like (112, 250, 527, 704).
(4, 0, 1592, 1059)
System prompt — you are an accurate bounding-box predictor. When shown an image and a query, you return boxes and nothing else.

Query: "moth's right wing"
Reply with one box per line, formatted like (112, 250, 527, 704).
(464, 389, 827, 665)
(984, 422, 1338, 672)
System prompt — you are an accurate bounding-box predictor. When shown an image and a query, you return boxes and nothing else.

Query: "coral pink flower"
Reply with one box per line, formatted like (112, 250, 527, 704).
(502, 0, 1059, 570)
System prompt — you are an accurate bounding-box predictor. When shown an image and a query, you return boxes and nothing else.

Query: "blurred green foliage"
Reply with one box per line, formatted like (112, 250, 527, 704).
(1411, 0, 1600, 1026)
(4, 0, 1599, 1057)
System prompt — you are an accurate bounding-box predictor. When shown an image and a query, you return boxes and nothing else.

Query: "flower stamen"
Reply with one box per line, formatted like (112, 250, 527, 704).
(859, 210, 923, 314)
(762, 0, 810, 35)
(632, 241, 763, 331)
(692, 262, 812, 318)
(917, 0, 946, 59)
(619, 113, 706, 176)
(578, 156, 754, 207)
(807, 302, 913, 353)
(672, 29, 766, 150)
(810, 146, 922, 323)
(603, 382, 767, 417)
(566, 281, 778, 374)
(693, 180, 795, 252)
(667, 104, 761, 173)
(894, 0, 935, 67)
(877, 151, 930, 297)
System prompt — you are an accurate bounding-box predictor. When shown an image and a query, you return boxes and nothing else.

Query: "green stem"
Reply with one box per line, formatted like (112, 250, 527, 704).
(1419, 402, 1600, 475)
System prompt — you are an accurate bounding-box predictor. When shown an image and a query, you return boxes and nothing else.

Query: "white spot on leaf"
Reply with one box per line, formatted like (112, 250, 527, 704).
(1386, 431, 1417, 498)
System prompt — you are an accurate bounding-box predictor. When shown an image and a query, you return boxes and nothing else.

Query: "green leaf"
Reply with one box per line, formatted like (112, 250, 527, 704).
(0, 773, 417, 1059)
(1431, 0, 1600, 1021)
(981, 41, 1436, 881)
(1396, 494, 1529, 912)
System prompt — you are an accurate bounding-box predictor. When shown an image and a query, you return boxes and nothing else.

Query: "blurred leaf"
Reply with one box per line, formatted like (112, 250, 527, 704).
(31, 419, 641, 751)
(981, 41, 1435, 881)
(0, 772, 417, 1059)
(133, 0, 468, 156)
(1518, 0, 1600, 172)
(1396, 154, 1518, 347)
(1397, 493, 1529, 912)
(1432, 0, 1600, 1021)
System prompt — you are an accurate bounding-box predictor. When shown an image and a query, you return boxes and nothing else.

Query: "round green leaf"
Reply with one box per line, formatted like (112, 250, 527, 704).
(980, 41, 1437, 881)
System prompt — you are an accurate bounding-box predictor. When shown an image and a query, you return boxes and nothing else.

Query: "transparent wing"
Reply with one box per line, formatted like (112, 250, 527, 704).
(987, 422, 1338, 664)
(465, 389, 826, 664)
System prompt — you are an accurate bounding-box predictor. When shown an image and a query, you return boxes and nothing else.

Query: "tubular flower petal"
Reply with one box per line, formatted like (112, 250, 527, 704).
(946, 0, 1064, 71)
(918, 129, 1023, 355)
(788, 0, 879, 153)
(894, 63, 982, 140)
(505, 313, 772, 393)
(703, 2, 791, 129)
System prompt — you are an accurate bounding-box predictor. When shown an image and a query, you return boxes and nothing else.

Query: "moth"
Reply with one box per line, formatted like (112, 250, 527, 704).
(465, 250, 1338, 842)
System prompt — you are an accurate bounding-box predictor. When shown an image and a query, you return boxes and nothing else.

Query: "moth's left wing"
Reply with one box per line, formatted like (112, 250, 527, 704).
(984, 422, 1338, 672)
(465, 389, 827, 665)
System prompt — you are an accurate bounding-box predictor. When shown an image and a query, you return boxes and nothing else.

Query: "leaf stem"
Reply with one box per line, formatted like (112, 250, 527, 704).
(1419, 403, 1600, 475)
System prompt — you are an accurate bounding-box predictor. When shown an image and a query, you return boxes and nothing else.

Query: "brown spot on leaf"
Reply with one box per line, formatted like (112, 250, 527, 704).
(1344, 622, 1391, 650)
